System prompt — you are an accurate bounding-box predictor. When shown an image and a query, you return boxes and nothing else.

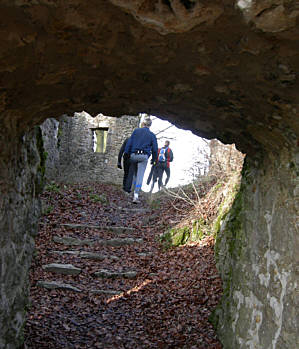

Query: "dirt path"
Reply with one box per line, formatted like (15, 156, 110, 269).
(24, 183, 222, 348)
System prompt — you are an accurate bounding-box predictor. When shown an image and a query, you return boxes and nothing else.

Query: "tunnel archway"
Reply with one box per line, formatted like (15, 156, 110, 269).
(0, 1, 298, 348)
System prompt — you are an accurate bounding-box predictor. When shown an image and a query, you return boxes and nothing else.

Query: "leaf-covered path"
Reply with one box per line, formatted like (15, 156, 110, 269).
(25, 183, 222, 348)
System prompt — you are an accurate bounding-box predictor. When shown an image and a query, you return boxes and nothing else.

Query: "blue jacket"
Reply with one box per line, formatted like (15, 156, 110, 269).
(125, 127, 158, 159)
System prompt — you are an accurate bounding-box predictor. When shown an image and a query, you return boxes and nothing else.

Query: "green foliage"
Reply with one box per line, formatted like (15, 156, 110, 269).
(43, 151, 48, 160)
(57, 125, 63, 148)
(214, 182, 223, 191)
(191, 218, 206, 240)
(211, 186, 244, 332)
(159, 219, 208, 249)
(89, 193, 108, 204)
(45, 182, 61, 193)
(42, 205, 54, 215)
(157, 173, 243, 250)
(149, 199, 161, 210)
(159, 227, 190, 249)
(214, 187, 243, 262)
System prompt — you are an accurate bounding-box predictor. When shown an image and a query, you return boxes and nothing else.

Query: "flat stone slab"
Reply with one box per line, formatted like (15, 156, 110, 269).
(94, 269, 137, 279)
(137, 252, 153, 257)
(61, 223, 135, 234)
(52, 250, 80, 256)
(53, 236, 142, 247)
(105, 226, 136, 234)
(42, 263, 82, 275)
(52, 250, 119, 260)
(98, 237, 143, 247)
(61, 223, 100, 229)
(118, 207, 150, 213)
(89, 289, 123, 295)
(53, 236, 95, 246)
(37, 280, 81, 292)
(80, 251, 119, 260)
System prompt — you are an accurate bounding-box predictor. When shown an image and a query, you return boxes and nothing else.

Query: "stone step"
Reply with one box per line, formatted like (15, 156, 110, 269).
(105, 226, 136, 234)
(53, 236, 94, 246)
(137, 252, 153, 257)
(100, 237, 143, 247)
(53, 236, 143, 247)
(93, 269, 138, 279)
(61, 223, 136, 234)
(37, 280, 81, 292)
(37, 281, 123, 295)
(42, 263, 82, 275)
(117, 206, 151, 213)
(51, 250, 119, 260)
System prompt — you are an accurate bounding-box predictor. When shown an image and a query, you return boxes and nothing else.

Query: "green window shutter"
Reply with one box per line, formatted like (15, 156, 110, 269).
(93, 128, 108, 153)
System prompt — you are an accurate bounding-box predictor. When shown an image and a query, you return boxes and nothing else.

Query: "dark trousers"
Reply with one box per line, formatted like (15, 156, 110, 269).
(148, 163, 170, 191)
(164, 167, 170, 185)
(124, 158, 136, 193)
(147, 165, 158, 185)
(157, 163, 170, 189)
(123, 155, 131, 190)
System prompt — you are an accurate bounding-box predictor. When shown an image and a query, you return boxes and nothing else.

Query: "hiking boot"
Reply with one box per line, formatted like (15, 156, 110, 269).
(132, 198, 140, 204)
(132, 193, 140, 204)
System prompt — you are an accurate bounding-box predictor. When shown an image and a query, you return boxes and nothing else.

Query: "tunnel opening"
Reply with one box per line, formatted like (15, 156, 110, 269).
(22, 111, 246, 348)
(1, 102, 297, 349)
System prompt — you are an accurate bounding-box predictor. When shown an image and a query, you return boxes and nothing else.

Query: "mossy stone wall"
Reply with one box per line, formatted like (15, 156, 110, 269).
(40, 113, 140, 184)
(213, 148, 298, 349)
(0, 126, 43, 349)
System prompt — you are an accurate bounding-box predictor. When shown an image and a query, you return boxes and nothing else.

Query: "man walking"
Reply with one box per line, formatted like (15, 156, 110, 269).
(157, 140, 173, 189)
(124, 118, 158, 203)
(146, 161, 159, 193)
(117, 137, 131, 192)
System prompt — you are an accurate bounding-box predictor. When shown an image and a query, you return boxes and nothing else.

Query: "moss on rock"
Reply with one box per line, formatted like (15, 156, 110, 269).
(159, 226, 190, 248)
(159, 218, 208, 248)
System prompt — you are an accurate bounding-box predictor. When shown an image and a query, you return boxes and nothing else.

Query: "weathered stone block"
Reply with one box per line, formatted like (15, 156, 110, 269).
(37, 281, 81, 292)
(94, 269, 137, 279)
(42, 263, 82, 275)
(53, 236, 94, 246)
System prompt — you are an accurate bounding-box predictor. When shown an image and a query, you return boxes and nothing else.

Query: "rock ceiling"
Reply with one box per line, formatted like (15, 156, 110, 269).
(0, 0, 298, 155)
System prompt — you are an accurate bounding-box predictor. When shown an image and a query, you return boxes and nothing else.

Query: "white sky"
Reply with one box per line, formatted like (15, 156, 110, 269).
(141, 116, 210, 192)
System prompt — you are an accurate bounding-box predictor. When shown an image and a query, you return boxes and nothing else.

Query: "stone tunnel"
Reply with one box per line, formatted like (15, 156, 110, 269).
(0, 1, 298, 348)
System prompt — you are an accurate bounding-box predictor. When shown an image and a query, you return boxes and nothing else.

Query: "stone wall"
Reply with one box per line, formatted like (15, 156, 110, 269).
(209, 139, 245, 176)
(40, 118, 60, 181)
(0, 126, 43, 349)
(213, 147, 299, 348)
(41, 112, 140, 184)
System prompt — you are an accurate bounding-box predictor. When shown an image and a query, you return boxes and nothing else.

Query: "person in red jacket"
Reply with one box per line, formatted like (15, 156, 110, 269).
(157, 140, 173, 189)
(147, 140, 173, 192)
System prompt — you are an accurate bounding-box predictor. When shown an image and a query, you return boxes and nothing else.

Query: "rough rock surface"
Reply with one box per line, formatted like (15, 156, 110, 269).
(0, 0, 297, 154)
(93, 269, 138, 279)
(40, 112, 140, 184)
(0, 127, 43, 349)
(42, 263, 82, 275)
(37, 280, 81, 292)
(0, 1, 298, 348)
(214, 150, 298, 349)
